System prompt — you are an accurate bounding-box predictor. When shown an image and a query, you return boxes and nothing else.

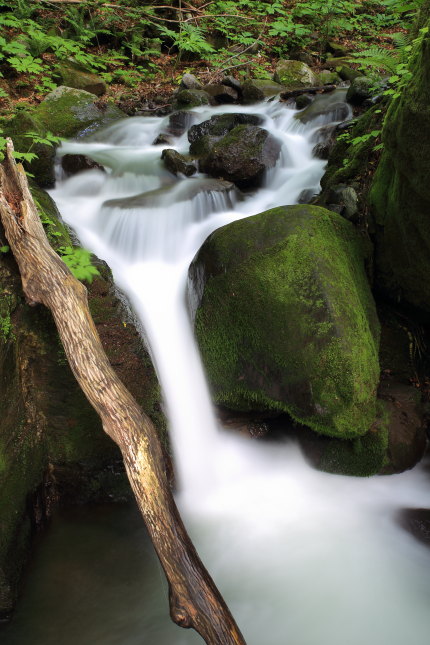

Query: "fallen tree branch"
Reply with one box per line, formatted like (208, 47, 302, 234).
(0, 139, 246, 645)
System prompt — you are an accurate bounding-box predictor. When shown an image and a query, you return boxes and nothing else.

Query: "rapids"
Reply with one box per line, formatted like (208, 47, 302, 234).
(2, 91, 430, 644)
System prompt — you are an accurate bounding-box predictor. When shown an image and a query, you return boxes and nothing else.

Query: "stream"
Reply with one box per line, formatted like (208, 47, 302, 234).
(2, 91, 430, 644)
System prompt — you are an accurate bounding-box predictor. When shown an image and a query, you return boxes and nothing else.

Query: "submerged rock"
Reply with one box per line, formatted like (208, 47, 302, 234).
(189, 204, 380, 438)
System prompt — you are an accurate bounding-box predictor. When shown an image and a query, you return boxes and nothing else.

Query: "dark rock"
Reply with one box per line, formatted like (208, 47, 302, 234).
(188, 112, 263, 145)
(161, 149, 197, 177)
(398, 508, 430, 547)
(296, 100, 351, 125)
(152, 133, 172, 145)
(338, 65, 363, 82)
(61, 154, 104, 176)
(167, 110, 197, 137)
(199, 125, 281, 189)
(201, 84, 238, 103)
(222, 76, 242, 94)
(326, 42, 350, 58)
(310, 124, 337, 160)
(346, 76, 374, 105)
(189, 204, 380, 438)
(298, 188, 318, 203)
(295, 94, 313, 110)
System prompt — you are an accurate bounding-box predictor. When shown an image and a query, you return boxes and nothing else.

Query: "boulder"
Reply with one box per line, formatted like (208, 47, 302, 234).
(189, 205, 380, 438)
(161, 149, 197, 177)
(201, 84, 238, 103)
(346, 76, 374, 105)
(295, 94, 313, 110)
(173, 89, 210, 109)
(327, 184, 359, 221)
(370, 15, 430, 310)
(317, 70, 341, 85)
(167, 110, 197, 137)
(179, 73, 202, 90)
(273, 60, 317, 88)
(188, 112, 263, 147)
(56, 60, 107, 96)
(199, 124, 281, 189)
(242, 79, 284, 103)
(338, 65, 363, 82)
(296, 100, 350, 125)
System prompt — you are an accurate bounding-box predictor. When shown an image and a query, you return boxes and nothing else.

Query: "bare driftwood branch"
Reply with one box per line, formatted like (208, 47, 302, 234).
(0, 140, 246, 645)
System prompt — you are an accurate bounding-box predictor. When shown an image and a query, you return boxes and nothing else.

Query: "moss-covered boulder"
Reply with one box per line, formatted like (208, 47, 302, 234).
(370, 16, 430, 310)
(34, 86, 125, 139)
(56, 60, 107, 96)
(173, 89, 210, 109)
(5, 88, 125, 188)
(199, 125, 281, 189)
(273, 60, 317, 88)
(0, 189, 162, 618)
(189, 205, 380, 438)
(346, 76, 374, 105)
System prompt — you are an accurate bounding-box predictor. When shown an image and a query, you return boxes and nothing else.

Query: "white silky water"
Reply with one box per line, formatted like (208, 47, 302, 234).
(3, 93, 430, 645)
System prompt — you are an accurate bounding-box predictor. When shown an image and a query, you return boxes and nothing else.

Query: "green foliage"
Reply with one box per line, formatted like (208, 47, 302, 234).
(57, 246, 100, 284)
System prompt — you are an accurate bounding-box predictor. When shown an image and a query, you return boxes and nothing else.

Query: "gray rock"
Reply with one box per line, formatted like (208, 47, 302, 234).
(296, 100, 350, 125)
(295, 94, 313, 110)
(188, 112, 263, 146)
(328, 184, 359, 221)
(242, 79, 284, 103)
(179, 73, 202, 90)
(273, 60, 317, 88)
(173, 89, 211, 109)
(61, 154, 105, 175)
(201, 84, 238, 103)
(167, 111, 197, 137)
(56, 59, 107, 96)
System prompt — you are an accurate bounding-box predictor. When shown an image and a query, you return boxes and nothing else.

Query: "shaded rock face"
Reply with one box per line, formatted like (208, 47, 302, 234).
(241, 79, 284, 103)
(201, 84, 238, 103)
(346, 76, 374, 105)
(161, 149, 197, 177)
(189, 205, 380, 439)
(61, 154, 104, 176)
(370, 12, 430, 311)
(173, 89, 210, 109)
(198, 124, 281, 189)
(188, 113, 263, 148)
(0, 189, 162, 619)
(398, 508, 430, 548)
(273, 59, 317, 88)
(296, 100, 350, 125)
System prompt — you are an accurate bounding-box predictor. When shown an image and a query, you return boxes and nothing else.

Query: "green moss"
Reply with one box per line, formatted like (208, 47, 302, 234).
(369, 19, 430, 310)
(192, 204, 380, 438)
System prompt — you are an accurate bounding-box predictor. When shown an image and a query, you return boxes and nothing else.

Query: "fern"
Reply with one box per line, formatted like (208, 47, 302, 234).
(350, 45, 400, 73)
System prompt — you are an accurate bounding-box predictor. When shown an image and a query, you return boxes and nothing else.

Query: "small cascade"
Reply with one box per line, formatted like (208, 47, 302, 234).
(29, 93, 430, 644)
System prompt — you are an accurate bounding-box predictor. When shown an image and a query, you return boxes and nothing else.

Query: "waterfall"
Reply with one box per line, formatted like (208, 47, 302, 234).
(41, 93, 430, 644)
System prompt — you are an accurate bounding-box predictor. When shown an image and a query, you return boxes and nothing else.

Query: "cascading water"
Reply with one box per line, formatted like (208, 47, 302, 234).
(3, 92, 430, 645)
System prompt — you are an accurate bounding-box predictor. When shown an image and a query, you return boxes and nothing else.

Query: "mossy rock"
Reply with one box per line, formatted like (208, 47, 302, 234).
(241, 79, 284, 103)
(199, 124, 281, 189)
(189, 204, 380, 438)
(56, 60, 107, 96)
(34, 86, 125, 139)
(173, 89, 210, 109)
(370, 17, 430, 310)
(346, 76, 374, 105)
(273, 60, 317, 88)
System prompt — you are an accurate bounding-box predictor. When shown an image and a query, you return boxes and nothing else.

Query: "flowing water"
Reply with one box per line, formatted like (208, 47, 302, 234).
(2, 92, 430, 644)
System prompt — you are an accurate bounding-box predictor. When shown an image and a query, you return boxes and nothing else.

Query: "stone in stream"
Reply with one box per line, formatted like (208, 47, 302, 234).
(201, 84, 239, 103)
(346, 76, 374, 105)
(161, 149, 197, 177)
(188, 112, 263, 147)
(241, 79, 285, 103)
(102, 178, 240, 210)
(189, 204, 380, 439)
(295, 100, 350, 125)
(273, 59, 317, 88)
(198, 125, 281, 189)
(61, 153, 105, 176)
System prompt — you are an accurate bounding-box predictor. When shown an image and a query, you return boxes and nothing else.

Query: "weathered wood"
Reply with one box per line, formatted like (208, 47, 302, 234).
(0, 140, 246, 645)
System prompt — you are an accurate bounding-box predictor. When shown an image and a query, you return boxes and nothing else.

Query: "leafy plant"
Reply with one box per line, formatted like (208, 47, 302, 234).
(57, 246, 100, 283)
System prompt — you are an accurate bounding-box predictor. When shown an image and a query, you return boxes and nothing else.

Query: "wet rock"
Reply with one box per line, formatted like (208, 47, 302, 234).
(296, 100, 351, 125)
(346, 76, 374, 105)
(273, 60, 317, 88)
(242, 79, 284, 103)
(61, 153, 104, 176)
(317, 70, 341, 85)
(188, 112, 263, 146)
(189, 205, 380, 438)
(199, 125, 281, 189)
(298, 188, 318, 203)
(311, 124, 337, 159)
(222, 76, 242, 95)
(152, 133, 172, 145)
(398, 508, 430, 547)
(103, 178, 239, 209)
(378, 381, 427, 474)
(201, 84, 238, 103)
(167, 110, 197, 137)
(295, 94, 313, 110)
(338, 65, 363, 82)
(173, 89, 211, 109)
(161, 149, 197, 177)
(179, 73, 203, 91)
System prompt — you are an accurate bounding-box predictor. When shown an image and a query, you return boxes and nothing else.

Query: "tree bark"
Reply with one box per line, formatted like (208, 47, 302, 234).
(0, 140, 246, 645)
